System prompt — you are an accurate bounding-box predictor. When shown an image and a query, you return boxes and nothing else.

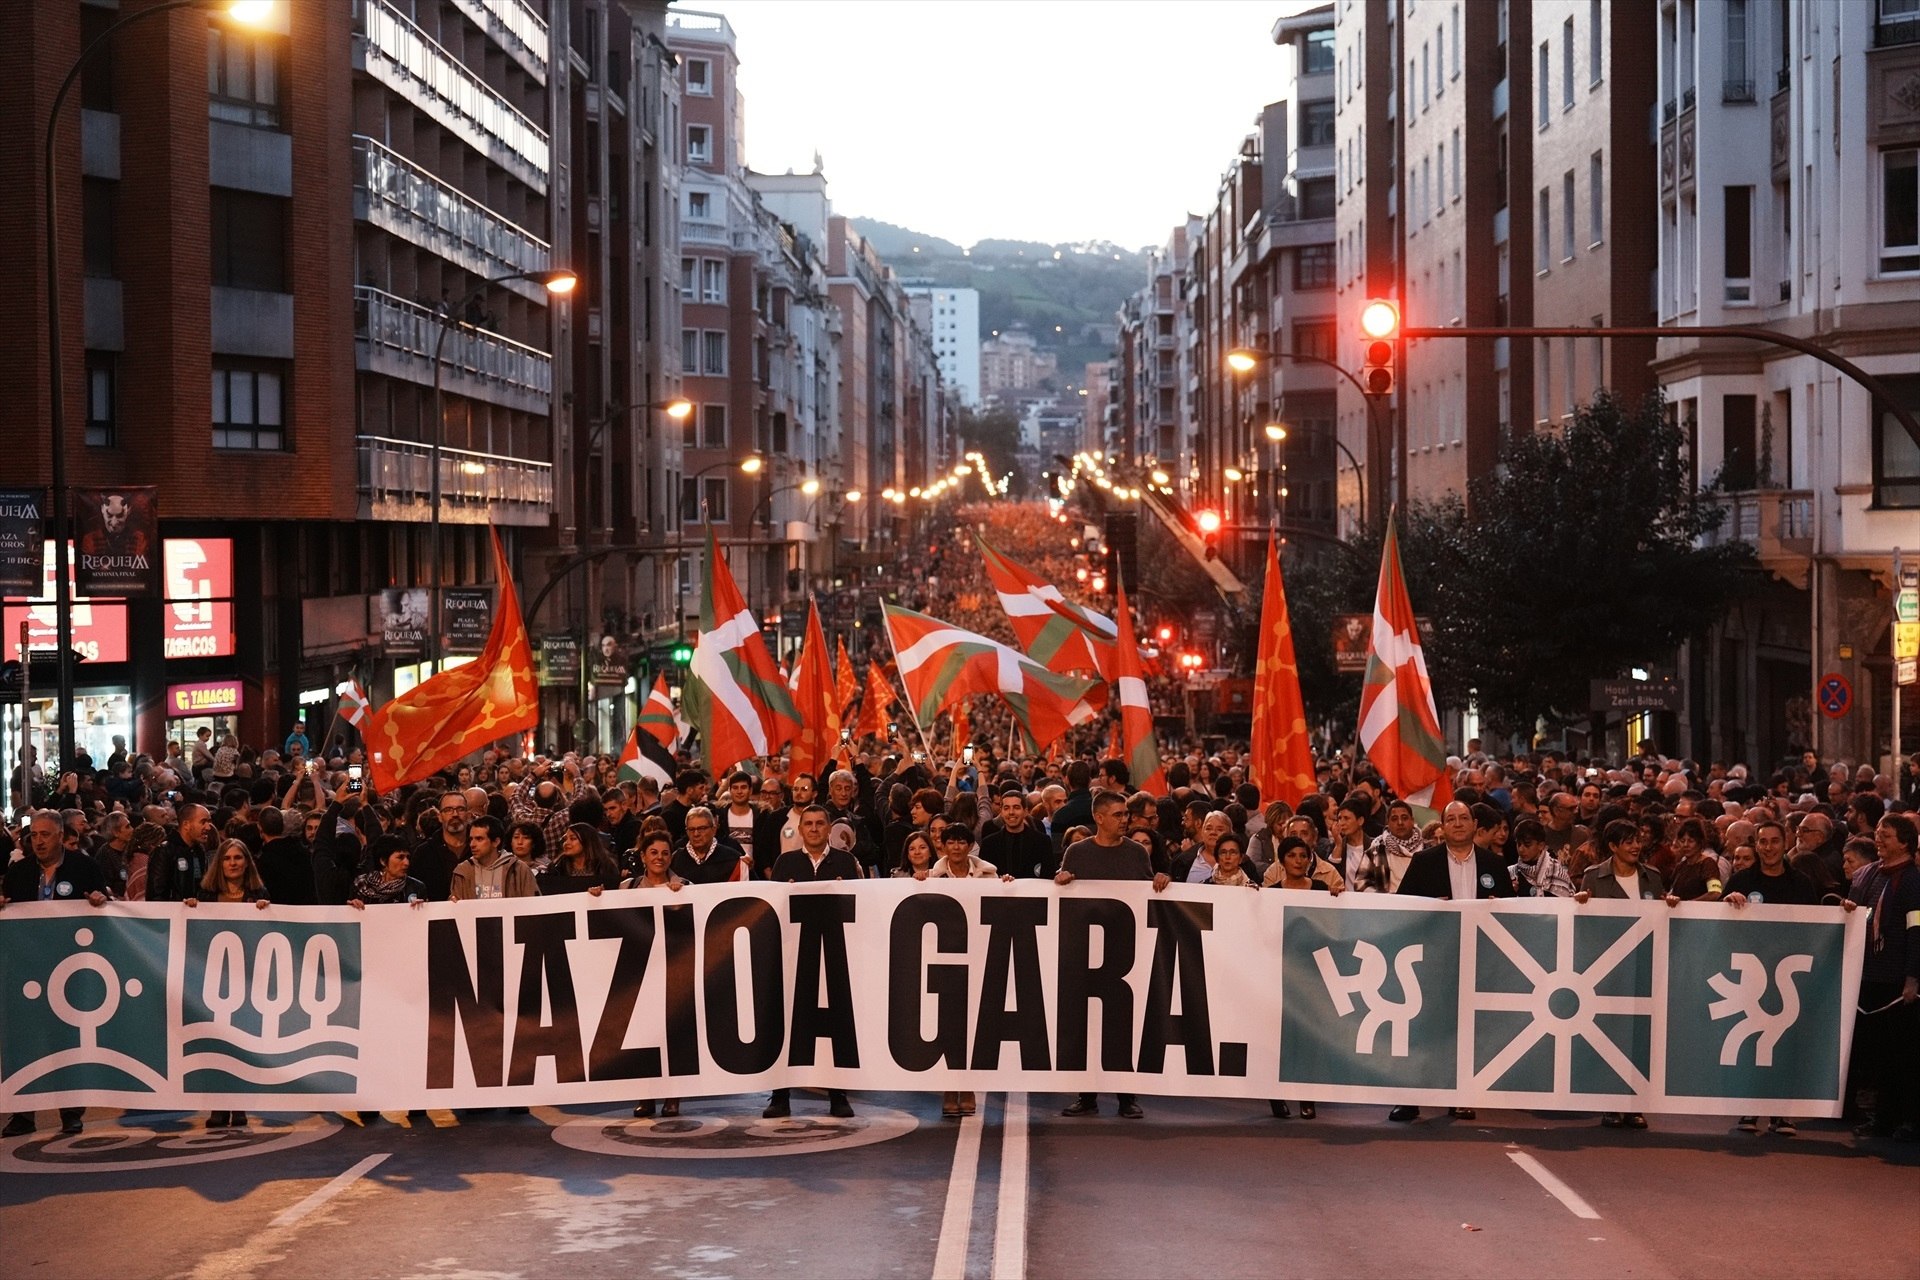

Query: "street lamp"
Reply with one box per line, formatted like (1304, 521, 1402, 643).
(41, 0, 279, 768)
(1226, 345, 1385, 532)
(746, 477, 824, 610)
(425, 268, 577, 669)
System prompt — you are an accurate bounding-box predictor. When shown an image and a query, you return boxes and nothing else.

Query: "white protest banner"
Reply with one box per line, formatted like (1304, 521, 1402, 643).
(0, 885, 1865, 1115)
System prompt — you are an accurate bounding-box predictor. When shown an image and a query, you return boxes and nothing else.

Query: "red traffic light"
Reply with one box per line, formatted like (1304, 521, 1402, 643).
(1156, 625, 1174, 644)
(1195, 509, 1222, 535)
(1360, 298, 1400, 339)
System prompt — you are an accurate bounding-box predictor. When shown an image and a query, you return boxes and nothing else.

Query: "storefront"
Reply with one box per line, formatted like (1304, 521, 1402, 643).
(163, 678, 245, 758)
(3, 540, 134, 785)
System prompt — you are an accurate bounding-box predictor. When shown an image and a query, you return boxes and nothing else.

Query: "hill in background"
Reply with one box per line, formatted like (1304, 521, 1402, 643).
(849, 218, 1154, 380)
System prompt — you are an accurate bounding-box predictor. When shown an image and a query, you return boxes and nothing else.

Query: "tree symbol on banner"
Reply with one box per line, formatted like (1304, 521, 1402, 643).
(1312, 941, 1425, 1057)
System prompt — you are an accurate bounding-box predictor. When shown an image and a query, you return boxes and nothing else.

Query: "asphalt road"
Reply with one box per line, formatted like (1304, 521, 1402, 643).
(1, 1095, 1914, 1279)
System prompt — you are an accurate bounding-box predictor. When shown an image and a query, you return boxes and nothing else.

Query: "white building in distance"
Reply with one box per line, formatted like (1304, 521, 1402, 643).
(904, 284, 981, 406)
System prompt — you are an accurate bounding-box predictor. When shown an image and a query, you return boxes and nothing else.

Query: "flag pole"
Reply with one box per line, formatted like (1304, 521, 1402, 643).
(879, 611, 936, 764)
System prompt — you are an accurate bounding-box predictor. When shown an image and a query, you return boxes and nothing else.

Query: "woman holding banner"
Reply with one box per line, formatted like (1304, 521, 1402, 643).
(626, 833, 685, 1119)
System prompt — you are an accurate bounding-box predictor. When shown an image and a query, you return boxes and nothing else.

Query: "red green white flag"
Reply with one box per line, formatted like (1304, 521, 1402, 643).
(1356, 516, 1454, 810)
(1111, 579, 1166, 795)
(682, 530, 800, 772)
(978, 536, 1107, 676)
(637, 674, 679, 750)
(881, 603, 1101, 754)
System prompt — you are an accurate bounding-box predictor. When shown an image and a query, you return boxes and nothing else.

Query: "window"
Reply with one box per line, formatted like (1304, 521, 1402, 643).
(1724, 185, 1753, 300)
(1421, 41, 1430, 109)
(1538, 187, 1552, 271)
(687, 124, 711, 165)
(1435, 144, 1445, 217)
(1292, 319, 1337, 360)
(1537, 338, 1553, 424)
(685, 58, 712, 95)
(701, 330, 726, 375)
(1725, 0, 1751, 100)
(206, 27, 284, 128)
(1296, 243, 1335, 290)
(1421, 156, 1433, 225)
(1562, 18, 1576, 108)
(680, 257, 695, 300)
(1565, 336, 1578, 414)
(700, 258, 726, 303)
(211, 362, 285, 450)
(1299, 177, 1336, 219)
(1305, 28, 1335, 73)
(1301, 100, 1336, 146)
(80, 4, 115, 112)
(83, 179, 115, 279)
(1875, 375, 1920, 509)
(681, 328, 698, 373)
(702, 403, 727, 450)
(1589, 152, 1605, 245)
(1452, 127, 1462, 200)
(1590, 0, 1604, 83)
(1562, 171, 1577, 260)
(687, 190, 712, 221)
(209, 189, 287, 291)
(85, 352, 115, 448)
(1538, 41, 1551, 126)
(1451, 4, 1461, 78)
(1721, 394, 1758, 488)
(1882, 149, 1919, 273)
(681, 477, 729, 522)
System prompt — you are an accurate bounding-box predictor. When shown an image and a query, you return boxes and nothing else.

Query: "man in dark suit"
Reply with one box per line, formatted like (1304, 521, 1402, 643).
(764, 805, 861, 1120)
(1389, 800, 1513, 1123)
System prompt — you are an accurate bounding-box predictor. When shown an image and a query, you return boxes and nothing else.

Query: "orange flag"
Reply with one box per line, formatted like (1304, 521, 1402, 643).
(788, 598, 841, 780)
(366, 530, 539, 791)
(952, 696, 972, 755)
(834, 636, 859, 724)
(855, 660, 896, 741)
(1249, 536, 1316, 807)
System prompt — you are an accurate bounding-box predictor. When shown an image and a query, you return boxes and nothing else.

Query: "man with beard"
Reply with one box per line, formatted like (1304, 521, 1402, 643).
(1365, 800, 1426, 893)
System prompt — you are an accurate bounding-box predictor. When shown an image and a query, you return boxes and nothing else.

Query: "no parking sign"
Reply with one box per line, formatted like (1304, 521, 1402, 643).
(1817, 673, 1851, 719)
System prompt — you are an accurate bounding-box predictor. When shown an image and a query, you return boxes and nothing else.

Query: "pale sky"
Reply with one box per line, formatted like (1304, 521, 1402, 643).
(688, 0, 1322, 251)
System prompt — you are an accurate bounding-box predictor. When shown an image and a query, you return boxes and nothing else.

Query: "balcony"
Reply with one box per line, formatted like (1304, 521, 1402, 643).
(357, 435, 552, 526)
(1875, 12, 1920, 47)
(1701, 488, 1815, 582)
(353, 286, 552, 414)
(450, 0, 548, 83)
(352, 136, 552, 299)
(353, 0, 549, 193)
(682, 221, 730, 245)
(1722, 79, 1755, 103)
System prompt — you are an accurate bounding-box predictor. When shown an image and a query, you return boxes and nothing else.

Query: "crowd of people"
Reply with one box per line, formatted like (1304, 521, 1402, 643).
(1, 508, 1913, 1146)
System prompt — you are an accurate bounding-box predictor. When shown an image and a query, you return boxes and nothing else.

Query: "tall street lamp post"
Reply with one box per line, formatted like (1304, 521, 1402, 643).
(1226, 345, 1385, 534)
(674, 454, 763, 640)
(41, 0, 276, 768)
(425, 268, 577, 671)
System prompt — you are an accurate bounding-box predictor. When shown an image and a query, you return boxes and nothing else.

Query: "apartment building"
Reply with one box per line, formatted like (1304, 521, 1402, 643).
(980, 327, 1060, 400)
(1, 0, 569, 765)
(1332, 0, 1655, 514)
(903, 285, 981, 407)
(1113, 225, 1192, 472)
(1657, 0, 1920, 767)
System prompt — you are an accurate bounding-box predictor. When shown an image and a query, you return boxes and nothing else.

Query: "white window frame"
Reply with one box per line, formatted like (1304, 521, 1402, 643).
(1538, 41, 1551, 128)
(701, 329, 727, 376)
(1879, 148, 1920, 275)
(686, 189, 712, 221)
(1589, 0, 1604, 85)
(685, 57, 712, 96)
(1589, 151, 1605, 247)
(1538, 186, 1552, 273)
(679, 256, 695, 301)
(1562, 17, 1576, 109)
(687, 123, 711, 165)
(700, 258, 725, 303)
(1562, 170, 1577, 261)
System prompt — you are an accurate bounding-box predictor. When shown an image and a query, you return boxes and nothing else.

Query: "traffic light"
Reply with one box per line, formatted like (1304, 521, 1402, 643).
(1360, 298, 1399, 397)
(1195, 508, 1222, 561)
(1156, 624, 1175, 645)
(670, 642, 694, 665)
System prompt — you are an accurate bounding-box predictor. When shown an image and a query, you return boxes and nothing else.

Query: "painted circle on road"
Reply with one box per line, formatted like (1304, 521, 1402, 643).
(549, 1101, 918, 1160)
(0, 1113, 341, 1174)
(1817, 673, 1852, 718)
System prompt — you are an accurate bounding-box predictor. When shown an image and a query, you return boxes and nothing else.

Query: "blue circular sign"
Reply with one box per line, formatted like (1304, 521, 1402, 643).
(1817, 673, 1851, 719)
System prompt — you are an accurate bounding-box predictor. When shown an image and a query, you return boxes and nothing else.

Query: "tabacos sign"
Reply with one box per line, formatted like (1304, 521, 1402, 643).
(167, 680, 244, 716)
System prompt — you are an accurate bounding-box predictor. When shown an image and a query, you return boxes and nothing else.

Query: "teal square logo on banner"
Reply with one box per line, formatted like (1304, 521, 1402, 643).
(1464, 911, 1656, 1097)
(1664, 917, 1844, 1101)
(0, 917, 172, 1095)
(1279, 904, 1460, 1090)
(181, 919, 364, 1094)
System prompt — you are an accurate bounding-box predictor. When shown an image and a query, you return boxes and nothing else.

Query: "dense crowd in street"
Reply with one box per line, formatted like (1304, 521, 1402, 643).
(2, 506, 1915, 1148)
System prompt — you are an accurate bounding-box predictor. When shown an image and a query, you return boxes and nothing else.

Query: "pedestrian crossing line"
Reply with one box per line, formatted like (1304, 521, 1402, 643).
(1506, 1149, 1601, 1220)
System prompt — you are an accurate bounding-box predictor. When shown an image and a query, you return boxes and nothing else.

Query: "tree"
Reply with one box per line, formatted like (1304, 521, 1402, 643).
(1456, 391, 1752, 733)
(1273, 391, 1752, 741)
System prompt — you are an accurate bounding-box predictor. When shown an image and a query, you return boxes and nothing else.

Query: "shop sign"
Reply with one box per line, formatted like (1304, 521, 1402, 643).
(166, 680, 244, 717)
(0, 489, 46, 596)
(74, 486, 160, 597)
(538, 634, 581, 686)
(2, 540, 128, 663)
(379, 589, 429, 655)
(163, 539, 235, 659)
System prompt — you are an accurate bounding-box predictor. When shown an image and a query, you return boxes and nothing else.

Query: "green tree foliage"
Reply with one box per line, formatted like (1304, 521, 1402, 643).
(1277, 392, 1752, 738)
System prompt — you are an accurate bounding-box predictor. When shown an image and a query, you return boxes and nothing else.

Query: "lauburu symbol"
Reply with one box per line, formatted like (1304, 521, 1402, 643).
(1313, 940, 1425, 1057)
(1707, 952, 1813, 1067)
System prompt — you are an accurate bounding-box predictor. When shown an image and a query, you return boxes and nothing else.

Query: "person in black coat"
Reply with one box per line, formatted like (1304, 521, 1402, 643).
(1050, 760, 1095, 852)
(1387, 800, 1512, 1124)
(145, 803, 214, 903)
(763, 805, 859, 1121)
(0, 812, 107, 1139)
(255, 806, 316, 906)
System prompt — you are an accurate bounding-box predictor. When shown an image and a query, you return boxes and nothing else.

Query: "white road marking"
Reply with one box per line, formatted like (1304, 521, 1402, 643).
(931, 1105, 986, 1280)
(268, 1153, 390, 1229)
(1507, 1150, 1601, 1220)
(991, 1093, 1029, 1280)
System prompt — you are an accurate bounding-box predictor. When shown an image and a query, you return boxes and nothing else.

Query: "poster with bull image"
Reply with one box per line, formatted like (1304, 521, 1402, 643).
(74, 486, 160, 597)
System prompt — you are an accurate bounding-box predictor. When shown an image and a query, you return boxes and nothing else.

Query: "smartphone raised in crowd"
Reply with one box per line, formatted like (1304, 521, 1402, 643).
(348, 764, 364, 793)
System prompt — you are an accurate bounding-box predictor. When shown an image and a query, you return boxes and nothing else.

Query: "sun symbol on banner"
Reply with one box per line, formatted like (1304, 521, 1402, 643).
(1465, 910, 1657, 1097)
